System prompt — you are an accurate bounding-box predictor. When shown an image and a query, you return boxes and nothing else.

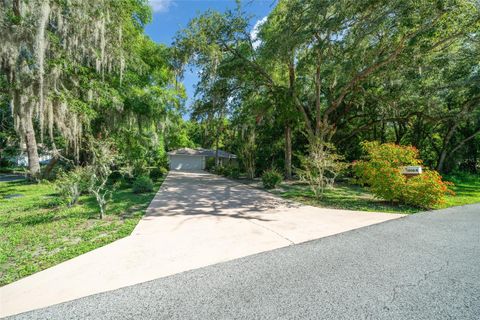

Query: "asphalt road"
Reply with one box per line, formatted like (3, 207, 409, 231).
(7, 204, 480, 320)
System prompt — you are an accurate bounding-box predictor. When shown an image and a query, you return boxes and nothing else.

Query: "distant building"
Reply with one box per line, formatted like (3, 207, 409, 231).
(167, 148, 236, 171)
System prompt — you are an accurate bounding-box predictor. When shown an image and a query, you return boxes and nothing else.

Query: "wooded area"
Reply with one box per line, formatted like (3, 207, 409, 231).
(174, 0, 480, 178)
(1, 0, 479, 184)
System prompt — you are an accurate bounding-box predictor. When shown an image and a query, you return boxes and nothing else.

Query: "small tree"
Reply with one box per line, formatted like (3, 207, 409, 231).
(55, 167, 90, 206)
(296, 142, 347, 198)
(87, 139, 117, 219)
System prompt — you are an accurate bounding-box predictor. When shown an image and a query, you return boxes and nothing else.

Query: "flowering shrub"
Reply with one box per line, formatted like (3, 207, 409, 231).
(402, 170, 453, 208)
(353, 141, 453, 208)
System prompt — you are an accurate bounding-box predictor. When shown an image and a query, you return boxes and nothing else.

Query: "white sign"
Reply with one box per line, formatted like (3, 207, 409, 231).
(402, 166, 422, 174)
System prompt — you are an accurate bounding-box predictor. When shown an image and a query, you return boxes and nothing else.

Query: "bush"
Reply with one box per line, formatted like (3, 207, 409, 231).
(206, 157, 216, 170)
(54, 167, 90, 206)
(213, 164, 231, 176)
(402, 171, 454, 208)
(150, 167, 168, 180)
(228, 167, 241, 179)
(132, 175, 154, 194)
(262, 169, 283, 189)
(212, 164, 241, 179)
(212, 165, 226, 175)
(353, 141, 453, 208)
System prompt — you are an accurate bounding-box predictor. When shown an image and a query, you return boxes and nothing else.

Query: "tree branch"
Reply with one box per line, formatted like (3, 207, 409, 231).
(447, 128, 480, 158)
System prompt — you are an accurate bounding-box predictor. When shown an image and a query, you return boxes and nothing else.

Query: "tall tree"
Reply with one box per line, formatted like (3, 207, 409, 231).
(0, 0, 151, 176)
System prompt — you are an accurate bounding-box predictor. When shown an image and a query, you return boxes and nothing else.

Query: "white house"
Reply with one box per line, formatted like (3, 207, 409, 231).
(167, 148, 236, 171)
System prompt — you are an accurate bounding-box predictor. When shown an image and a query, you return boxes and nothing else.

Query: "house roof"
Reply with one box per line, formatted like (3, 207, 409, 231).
(167, 148, 237, 158)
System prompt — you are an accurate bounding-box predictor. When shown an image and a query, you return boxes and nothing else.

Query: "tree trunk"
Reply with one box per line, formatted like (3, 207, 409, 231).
(288, 59, 314, 139)
(314, 54, 321, 136)
(442, 128, 480, 170)
(215, 137, 219, 166)
(437, 100, 476, 172)
(285, 124, 292, 179)
(13, 0, 20, 17)
(448, 129, 480, 156)
(15, 89, 40, 178)
(25, 115, 40, 177)
(42, 154, 59, 179)
(437, 122, 460, 172)
(437, 149, 448, 173)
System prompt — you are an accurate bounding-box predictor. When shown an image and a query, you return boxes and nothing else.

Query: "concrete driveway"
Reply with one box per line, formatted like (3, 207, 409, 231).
(0, 171, 403, 317)
(13, 203, 479, 320)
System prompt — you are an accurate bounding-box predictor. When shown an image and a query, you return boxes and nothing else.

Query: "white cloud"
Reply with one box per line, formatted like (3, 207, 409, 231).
(149, 0, 173, 13)
(250, 16, 267, 49)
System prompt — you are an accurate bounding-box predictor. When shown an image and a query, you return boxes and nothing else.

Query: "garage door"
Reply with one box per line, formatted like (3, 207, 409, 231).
(169, 155, 205, 171)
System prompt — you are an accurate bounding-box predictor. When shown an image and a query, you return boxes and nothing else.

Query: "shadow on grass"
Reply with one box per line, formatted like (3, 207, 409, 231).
(0, 180, 33, 197)
(0, 177, 164, 286)
(1, 182, 161, 228)
(1, 203, 97, 227)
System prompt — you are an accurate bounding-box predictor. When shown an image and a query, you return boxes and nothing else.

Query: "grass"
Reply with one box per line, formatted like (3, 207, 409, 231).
(272, 182, 420, 214)
(0, 166, 26, 174)
(0, 177, 163, 286)
(440, 173, 480, 208)
(272, 172, 480, 214)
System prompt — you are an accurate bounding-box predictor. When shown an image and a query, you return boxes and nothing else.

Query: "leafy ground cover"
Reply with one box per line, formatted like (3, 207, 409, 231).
(0, 178, 163, 286)
(271, 173, 480, 214)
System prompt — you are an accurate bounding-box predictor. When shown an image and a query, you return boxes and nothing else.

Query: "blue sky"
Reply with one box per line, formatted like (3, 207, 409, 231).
(144, 0, 275, 112)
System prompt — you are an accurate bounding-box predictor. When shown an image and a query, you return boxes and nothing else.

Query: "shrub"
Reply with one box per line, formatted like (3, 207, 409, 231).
(228, 167, 241, 179)
(353, 141, 453, 208)
(212, 165, 225, 175)
(211, 164, 241, 179)
(402, 171, 454, 208)
(262, 169, 283, 189)
(160, 166, 168, 176)
(54, 167, 90, 206)
(150, 167, 168, 180)
(132, 175, 154, 194)
(213, 164, 231, 177)
(224, 165, 241, 179)
(206, 157, 216, 170)
(222, 165, 233, 177)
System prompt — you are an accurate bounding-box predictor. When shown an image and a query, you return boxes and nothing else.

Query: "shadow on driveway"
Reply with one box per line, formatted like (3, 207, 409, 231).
(145, 171, 300, 223)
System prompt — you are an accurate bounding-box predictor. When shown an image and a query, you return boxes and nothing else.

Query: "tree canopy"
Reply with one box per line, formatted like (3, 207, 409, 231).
(0, 0, 186, 177)
(1, 0, 479, 178)
(174, 0, 480, 175)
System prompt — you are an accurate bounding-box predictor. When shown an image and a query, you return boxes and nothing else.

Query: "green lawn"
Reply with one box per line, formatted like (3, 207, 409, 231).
(441, 173, 480, 208)
(272, 182, 420, 214)
(0, 178, 163, 286)
(272, 173, 480, 214)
